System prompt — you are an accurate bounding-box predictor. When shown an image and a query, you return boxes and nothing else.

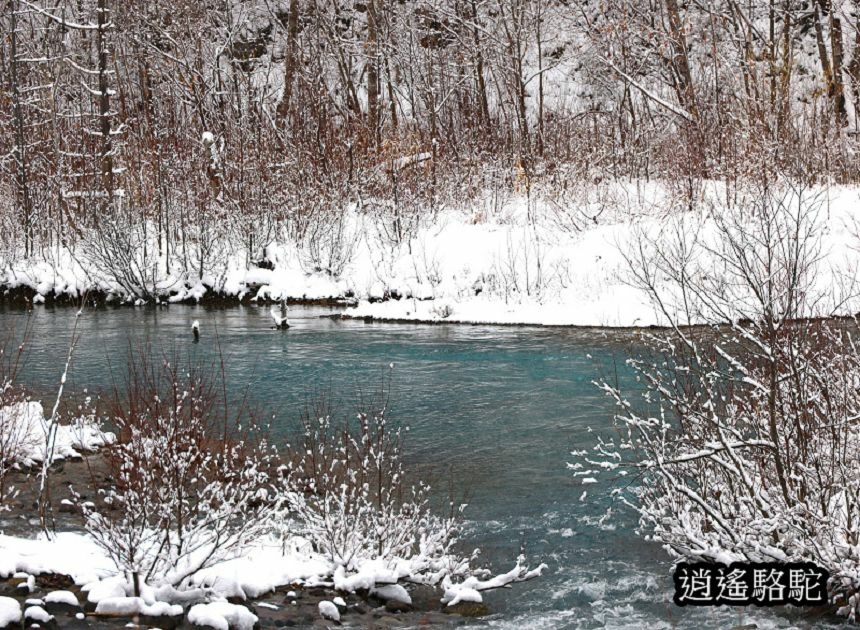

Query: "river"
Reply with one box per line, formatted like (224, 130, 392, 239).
(0, 304, 833, 629)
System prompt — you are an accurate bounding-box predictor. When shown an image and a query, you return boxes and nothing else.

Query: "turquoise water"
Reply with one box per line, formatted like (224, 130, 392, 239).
(0, 304, 832, 629)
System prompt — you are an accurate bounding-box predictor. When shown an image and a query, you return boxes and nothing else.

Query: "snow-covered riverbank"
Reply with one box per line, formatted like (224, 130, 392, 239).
(4, 181, 860, 327)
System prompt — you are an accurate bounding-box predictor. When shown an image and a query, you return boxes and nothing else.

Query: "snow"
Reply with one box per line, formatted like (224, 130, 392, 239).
(441, 559, 548, 607)
(318, 600, 340, 622)
(0, 528, 540, 624)
(43, 590, 78, 606)
(188, 535, 329, 598)
(23, 605, 53, 623)
(0, 598, 21, 628)
(370, 583, 412, 605)
(443, 583, 483, 607)
(94, 597, 182, 617)
(0, 401, 115, 468)
(12, 179, 855, 326)
(332, 562, 398, 593)
(16, 575, 34, 592)
(84, 577, 126, 603)
(0, 532, 114, 584)
(269, 304, 289, 328)
(187, 601, 257, 630)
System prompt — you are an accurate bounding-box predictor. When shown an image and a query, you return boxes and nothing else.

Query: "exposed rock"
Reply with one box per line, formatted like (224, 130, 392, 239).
(23, 604, 57, 628)
(43, 589, 82, 616)
(384, 599, 412, 613)
(443, 601, 489, 617)
(36, 574, 75, 590)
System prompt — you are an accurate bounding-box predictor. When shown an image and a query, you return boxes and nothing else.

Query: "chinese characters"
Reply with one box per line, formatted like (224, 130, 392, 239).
(673, 562, 828, 607)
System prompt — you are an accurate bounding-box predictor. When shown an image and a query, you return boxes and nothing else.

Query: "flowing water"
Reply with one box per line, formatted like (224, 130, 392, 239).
(0, 304, 833, 629)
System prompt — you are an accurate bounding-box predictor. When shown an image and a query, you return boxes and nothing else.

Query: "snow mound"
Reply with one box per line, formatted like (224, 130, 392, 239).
(0, 401, 114, 467)
(94, 596, 182, 618)
(83, 577, 126, 603)
(187, 601, 258, 630)
(23, 605, 53, 623)
(318, 600, 340, 622)
(44, 590, 78, 607)
(370, 584, 412, 606)
(0, 533, 113, 584)
(0, 598, 21, 628)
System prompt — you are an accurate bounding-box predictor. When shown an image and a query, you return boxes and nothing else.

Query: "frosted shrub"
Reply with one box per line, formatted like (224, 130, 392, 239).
(582, 181, 860, 617)
(297, 207, 360, 278)
(288, 404, 470, 581)
(87, 217, 160, 301)
(76, 355, 277, 596)
(0, 384, 29, 511)
(282, 396, 545, 601)
(0, 335, 32, 512)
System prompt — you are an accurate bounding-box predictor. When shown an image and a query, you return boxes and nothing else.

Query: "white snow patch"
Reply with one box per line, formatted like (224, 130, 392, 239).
(318, 600, 340, 622)
(44, 590, 79, 606)
(187, 601, 258, 630)
(94, 597, 183, 617)
(370, 583, 412, 605)
(0, 598, 21, 627)
(23, 605, 53, 623)
(0, 401, 114, 467)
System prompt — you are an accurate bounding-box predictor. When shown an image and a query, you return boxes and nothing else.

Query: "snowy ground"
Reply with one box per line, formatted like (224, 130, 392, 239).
(0, 401, 114, 468)
(0, 396, 541, 628)
(3, 181, 860, 327)
(0, 527, 541, 628)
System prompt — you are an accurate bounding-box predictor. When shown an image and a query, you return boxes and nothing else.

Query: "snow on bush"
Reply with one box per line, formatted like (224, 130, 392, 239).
(286, 400, 546, 599)
(75, 355, 277, 596)
(581, 181, 860, 618)
(288, 405, 469, 578)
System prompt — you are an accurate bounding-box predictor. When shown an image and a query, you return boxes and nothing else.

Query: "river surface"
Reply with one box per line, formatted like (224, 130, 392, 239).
(0, 304, 833, 629)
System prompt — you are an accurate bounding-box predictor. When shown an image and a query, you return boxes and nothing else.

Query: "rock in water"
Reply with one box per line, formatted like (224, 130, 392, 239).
(0, 598, 21, 630)
(444, 601, 489, 617)
(318, 600, 340, 622)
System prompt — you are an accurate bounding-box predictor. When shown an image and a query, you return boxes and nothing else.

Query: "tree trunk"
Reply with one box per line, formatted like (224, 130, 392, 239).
(276, 0, 299, 122)
(469, 0, 490, 129)
(664, 0, 699, 120)
(9, 0, 33, 256)
(828, 2, 847, 126)
(97, 0, 114, 217)
(366, 0, 380, 147)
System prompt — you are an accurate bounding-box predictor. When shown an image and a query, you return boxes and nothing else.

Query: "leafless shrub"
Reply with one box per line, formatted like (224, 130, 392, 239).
(0, 319, 33, 512)
(297, 208, 361, 278)
(86, 216, 160, 301)
(76, 348, 278, 596)
(580, 179, 860, 618)
(285, 393, 467, 580)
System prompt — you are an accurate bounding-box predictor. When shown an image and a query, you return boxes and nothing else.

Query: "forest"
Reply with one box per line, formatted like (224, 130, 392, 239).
(3, 0, 860, 308)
